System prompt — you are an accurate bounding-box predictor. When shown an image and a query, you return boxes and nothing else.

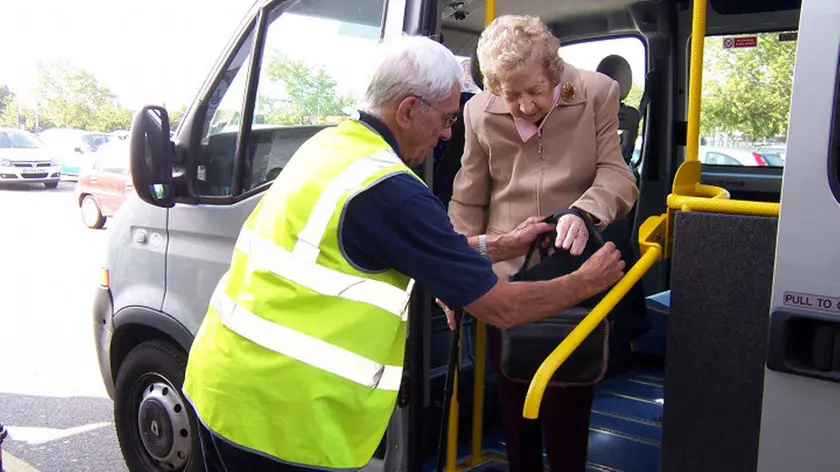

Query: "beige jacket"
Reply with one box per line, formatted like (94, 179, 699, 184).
(448, 63, 639, 278)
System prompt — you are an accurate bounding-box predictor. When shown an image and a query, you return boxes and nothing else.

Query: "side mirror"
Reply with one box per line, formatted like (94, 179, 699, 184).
(130, 105, 175, 208)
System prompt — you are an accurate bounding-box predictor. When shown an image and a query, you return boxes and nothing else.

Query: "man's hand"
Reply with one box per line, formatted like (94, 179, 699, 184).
(575, 242, 625, 296)
(554, 213, 589, 256)
(503, 216, 555, 258)
(435, 298, 457, 330)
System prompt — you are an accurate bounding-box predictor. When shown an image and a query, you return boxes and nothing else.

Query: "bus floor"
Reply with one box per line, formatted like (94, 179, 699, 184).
(421, 365, 665, 472)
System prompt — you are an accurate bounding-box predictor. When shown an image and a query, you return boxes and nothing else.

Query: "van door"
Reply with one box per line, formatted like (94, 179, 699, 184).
(163, 0, 394, 335)
(758, 0, 840, 469)
(162, 0, 412, 469)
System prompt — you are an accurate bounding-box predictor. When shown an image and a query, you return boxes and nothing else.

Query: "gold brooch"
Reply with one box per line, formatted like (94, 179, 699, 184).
(561, 83, 576, 102)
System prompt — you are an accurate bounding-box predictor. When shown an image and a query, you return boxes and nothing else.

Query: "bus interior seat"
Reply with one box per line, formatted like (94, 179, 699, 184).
(596, 54, 641, 167)
(595, 54, 644, 255)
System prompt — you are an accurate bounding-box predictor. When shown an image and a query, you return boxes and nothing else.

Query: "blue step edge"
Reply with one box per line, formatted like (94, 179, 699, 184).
(421, 368, 664, 472)
(633, 290, 671, 356)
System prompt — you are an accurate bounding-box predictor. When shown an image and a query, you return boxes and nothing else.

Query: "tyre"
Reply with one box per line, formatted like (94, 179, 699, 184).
(81, 194, 106, 229)
(44, 181, 59, 189)
(114, 339, 203, 472)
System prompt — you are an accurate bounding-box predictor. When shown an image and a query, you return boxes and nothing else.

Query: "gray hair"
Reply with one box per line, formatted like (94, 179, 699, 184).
(360, 35, 462, 113)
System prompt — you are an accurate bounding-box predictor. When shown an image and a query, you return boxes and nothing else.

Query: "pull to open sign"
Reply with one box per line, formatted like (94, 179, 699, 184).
(784, 291, 840, 315)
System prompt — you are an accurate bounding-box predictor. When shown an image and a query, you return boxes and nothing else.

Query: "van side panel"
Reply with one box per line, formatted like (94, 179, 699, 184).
(108, 195, 169, 314)
(160, 197, 261, 336)
(757, 0, 840, 469)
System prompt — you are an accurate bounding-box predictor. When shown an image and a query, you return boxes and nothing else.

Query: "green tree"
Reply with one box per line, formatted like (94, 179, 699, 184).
(624, 83, 644, 109)
(35, 60, 132, 131)
(262, 53, 355, 125)
(0, 84, 13, 116)
(169, 105, 188, 132)
(700, 33, 796, 142)
(0, 98, 56, 130)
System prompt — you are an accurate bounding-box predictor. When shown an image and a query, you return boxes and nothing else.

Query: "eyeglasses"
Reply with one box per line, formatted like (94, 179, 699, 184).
(419, 98, 459, 129)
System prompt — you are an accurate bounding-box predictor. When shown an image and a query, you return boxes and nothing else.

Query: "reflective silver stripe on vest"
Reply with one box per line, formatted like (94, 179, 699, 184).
(211, 286, 403, 391)
(294, 149, 402, 264)
(236, 227, 412, 320)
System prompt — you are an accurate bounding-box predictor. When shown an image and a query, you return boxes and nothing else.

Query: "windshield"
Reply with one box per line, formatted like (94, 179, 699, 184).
(0, 130, 42, 149)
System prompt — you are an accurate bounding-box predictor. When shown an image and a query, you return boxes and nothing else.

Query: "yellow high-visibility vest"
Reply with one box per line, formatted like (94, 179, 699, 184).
(183, 118, 420, 469)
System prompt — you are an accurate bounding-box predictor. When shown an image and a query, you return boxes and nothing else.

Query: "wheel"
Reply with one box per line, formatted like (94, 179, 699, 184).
(44, 181, 59, 189)
(81, 195, 106, 229)
(114, 339, 203, 472)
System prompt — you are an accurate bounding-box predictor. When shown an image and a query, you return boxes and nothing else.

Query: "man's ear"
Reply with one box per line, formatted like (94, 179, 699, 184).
(394, 96, 420, 129)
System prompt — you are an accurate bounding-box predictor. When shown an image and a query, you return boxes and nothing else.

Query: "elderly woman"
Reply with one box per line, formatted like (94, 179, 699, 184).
(447, 15, 639, 472)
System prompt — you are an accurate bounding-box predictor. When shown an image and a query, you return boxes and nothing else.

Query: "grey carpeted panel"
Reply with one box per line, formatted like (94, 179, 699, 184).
(661, 212, 778, 472)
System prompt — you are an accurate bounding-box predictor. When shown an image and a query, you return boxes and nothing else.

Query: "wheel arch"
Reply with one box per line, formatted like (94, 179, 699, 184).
(111, 306, 195, 382)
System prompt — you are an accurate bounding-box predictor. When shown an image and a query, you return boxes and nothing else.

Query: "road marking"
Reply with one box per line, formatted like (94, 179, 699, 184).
(2, 451, 41, 472)
(6, 422, 112, 445)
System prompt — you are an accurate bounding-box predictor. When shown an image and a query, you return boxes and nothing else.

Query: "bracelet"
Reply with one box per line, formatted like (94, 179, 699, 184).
(478, 234, 487, 257)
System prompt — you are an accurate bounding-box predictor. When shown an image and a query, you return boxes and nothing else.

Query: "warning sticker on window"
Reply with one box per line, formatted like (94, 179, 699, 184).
(778, 32, 798, 42)
(783, 291, 840, 315)
(723, 36, 758, 49)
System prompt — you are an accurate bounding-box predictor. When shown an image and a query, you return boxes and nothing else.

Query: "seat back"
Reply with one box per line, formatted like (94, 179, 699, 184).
(596, 55, 641, 166)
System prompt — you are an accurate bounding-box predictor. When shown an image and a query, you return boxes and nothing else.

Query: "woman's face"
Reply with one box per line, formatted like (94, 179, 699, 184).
(499, 61, 556, 123)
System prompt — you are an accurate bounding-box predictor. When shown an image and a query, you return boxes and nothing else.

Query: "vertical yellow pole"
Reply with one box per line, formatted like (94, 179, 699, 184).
(685, 0, 707, 161)
(446, 332, 462, 471)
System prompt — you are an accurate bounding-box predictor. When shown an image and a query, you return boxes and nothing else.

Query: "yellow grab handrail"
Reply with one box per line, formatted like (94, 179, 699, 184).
(520, 0, 782, 420)
(668, 195, 780, 216)
(686, 0, 707, 162)
(522, 215, 667, 419)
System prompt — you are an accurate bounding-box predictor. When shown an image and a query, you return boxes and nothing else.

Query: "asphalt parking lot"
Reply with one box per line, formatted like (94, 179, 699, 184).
(0, 180, 128, 472)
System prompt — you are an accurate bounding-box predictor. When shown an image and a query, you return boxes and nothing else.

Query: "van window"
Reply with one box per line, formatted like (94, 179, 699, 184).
(699, 31, 797, 168)
(193, 0, 387, 197)
(559, 36, 647, 167)
(245, 2, 385, 191)
(195, 27, 256, 197)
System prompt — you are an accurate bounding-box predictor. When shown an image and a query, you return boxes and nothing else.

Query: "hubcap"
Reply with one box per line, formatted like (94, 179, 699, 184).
(82, 197, 99, 226)
(137, 381, 191, 470)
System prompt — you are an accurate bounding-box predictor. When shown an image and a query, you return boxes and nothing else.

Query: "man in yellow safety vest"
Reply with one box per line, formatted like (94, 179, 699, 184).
(182, 34, 625, 471)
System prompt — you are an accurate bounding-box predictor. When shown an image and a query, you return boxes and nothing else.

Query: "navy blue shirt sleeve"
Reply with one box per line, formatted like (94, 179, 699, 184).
(341, 173, 498, 309)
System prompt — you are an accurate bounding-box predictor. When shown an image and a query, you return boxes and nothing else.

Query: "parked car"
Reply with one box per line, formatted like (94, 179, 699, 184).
(75, 139, 133, 228)
(38, 128, 113, 177)
(698, 146, 774, 166)
(0, 127, 63, 188)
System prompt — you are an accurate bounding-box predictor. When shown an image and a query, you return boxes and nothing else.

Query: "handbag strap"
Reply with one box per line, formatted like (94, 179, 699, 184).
(517, 208, 606, 274)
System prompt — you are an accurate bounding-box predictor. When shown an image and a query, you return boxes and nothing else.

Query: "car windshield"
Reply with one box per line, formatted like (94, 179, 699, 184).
(0, 130, 42, 149)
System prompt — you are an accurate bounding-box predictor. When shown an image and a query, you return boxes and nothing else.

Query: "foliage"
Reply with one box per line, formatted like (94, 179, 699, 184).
(700, 33, 796, 141)
(260, 53, 355, 125)
(0, 84, 13, 116)
(35, 60, 133, 132)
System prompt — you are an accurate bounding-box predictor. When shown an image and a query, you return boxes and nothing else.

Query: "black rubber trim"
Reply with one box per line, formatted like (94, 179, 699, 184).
(766, 308, 840, 384)
(113, 305, 195, 353)
(828, 52, 840, 204)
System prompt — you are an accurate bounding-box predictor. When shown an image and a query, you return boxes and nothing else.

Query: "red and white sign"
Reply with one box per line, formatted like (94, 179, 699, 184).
(723, 36, 758, 49)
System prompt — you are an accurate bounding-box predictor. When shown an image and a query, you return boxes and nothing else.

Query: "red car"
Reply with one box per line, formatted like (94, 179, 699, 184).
(75, 140, 133, 229)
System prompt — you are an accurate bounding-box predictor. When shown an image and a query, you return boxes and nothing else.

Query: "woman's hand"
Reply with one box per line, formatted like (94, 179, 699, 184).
(554, 213, 589, 256)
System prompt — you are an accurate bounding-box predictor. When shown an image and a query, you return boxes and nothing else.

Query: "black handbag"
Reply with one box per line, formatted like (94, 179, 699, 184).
(500, 209, 612, 387)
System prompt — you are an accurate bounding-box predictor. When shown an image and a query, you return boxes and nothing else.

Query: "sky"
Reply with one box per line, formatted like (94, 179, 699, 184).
(0, 0, 256, 110)
(0, 0, 646, 113)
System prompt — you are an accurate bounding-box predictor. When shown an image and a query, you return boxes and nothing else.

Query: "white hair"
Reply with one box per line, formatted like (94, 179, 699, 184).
(360, 35, 462, 113)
